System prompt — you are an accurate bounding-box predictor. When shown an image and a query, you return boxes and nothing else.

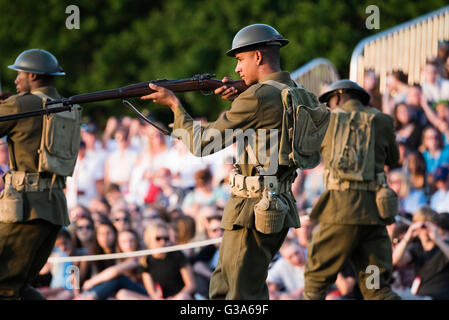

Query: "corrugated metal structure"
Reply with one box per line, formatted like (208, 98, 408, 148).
(350, 6, 449, 94)
(290, 58, 340, 96)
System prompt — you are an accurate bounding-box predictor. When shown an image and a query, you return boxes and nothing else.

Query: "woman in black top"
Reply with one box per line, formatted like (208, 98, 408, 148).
(140, 220, 196, 299)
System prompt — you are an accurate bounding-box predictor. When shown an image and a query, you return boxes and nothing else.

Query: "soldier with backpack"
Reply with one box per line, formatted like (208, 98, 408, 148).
(303, 79, 401, 300)
(0, 49, 81, 299)
(141, 24, 329, 299)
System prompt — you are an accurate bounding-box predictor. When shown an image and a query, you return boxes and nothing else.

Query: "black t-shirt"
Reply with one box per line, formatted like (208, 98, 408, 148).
(190, 245, 217, 266)
(408, 239, 449, 299)
(141, 251, 188, 298)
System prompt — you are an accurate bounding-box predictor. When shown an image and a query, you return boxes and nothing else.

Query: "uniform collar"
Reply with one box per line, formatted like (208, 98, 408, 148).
(30, 86, 61, 99)
(258, 71, 292, 84)
(339, 99, 366, 112)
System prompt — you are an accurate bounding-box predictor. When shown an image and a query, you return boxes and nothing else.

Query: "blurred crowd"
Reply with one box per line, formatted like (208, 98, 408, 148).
(0, 41, 448, 300)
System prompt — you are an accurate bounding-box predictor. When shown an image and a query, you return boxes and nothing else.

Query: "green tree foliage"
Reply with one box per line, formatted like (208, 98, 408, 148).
(0, 0, 446, 128)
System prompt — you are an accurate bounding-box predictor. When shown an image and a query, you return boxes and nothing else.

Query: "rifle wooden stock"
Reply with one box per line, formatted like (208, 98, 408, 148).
(46, 74, 247, 106)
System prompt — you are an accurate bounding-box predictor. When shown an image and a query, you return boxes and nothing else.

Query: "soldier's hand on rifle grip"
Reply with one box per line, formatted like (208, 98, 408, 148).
(141, 83, 181, 112)
(215, 77, 240, 101)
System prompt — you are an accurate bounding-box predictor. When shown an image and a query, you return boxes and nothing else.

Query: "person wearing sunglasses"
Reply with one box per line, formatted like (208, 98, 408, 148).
(126, 221, 196, 300)
(111, 208, 132, 233)
(73, 216, 112, 290)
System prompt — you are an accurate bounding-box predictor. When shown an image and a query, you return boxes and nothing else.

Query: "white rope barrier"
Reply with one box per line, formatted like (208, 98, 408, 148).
(48, 237, 222, 263)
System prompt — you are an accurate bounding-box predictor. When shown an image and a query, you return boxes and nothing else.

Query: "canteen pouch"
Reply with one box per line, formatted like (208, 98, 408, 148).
(376, 185, 398, 220)
(254, 191, 288, 234)
(0, 184, 24, 223)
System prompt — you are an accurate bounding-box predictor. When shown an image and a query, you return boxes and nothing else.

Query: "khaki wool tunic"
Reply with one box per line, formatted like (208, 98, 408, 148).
(310, 99, 399, 225)
(173, 71, 301, 231)
(0, 87, 70, 226)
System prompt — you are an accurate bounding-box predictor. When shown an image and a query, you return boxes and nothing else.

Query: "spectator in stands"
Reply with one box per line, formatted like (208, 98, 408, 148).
(325, 261, 363, 300)
(101, 117, 119, 151)
(88, 197, 110, 217)
(165, 139, 209, 189)
(104, 126, 138, 193)
(142, 179, 163, 206)
(396, 140, 409, 168)
(420, 97, 449, 146)
(138, 220, 196, 300)
(267, 238, 306, 300)
(435, 41, 449, 79)
(404, 151, 428, 192)
(128, 118, 146, 152)
(430, 166, 449, 213)
(38, 229, 77, 300)
(111, 208, 133, 233)
(81, 123, 107, 191)
(383, 70, 409, 115)
(390, 222, 416, 299)
(73, 216, 112, 287)
(80, 229, 147, 300)
(192, 206, 221, 242)
(406, 84, 429, 128)
(294, 213, 316, 253)
(393, 102, 423, 152)
(172, 215, 197, 259)
(420, 127, 449, 174)
(422, 60, 449, 105)
(68, 204, 91, 227)
(301, 162, 325, 209)
(66, 140, 105, 209)
(128, 124, 171, 205)
(388, 169, 427, 216)
(182, 168, 228, 216)
(104, 183, 125, 209)
(96, 220, 118, 255)
(153, 168, 185, 211)
(139, 205, 163, 239)
(393, 207, 449, 300)
(191, 216, 223, 299)
(363, 69, 382, 111)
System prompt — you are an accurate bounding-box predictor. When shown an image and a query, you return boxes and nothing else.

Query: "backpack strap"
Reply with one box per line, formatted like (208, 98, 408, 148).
(261, 80, 296, 164)
(261, 79, 290, 91)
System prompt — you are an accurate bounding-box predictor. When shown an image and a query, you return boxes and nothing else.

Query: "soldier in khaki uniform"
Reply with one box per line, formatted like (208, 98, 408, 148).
(141, 24, 303, 299)
(303, 80, 401, 300)
(0, 49, 77, 299)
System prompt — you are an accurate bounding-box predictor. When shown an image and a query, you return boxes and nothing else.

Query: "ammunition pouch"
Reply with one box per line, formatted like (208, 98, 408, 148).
(229, 170, 293, 199)
(3, 171, 65, 193)
(0, 183, 23, 223)
(0, 171, 65, 223)
(229, 170, 291, 234)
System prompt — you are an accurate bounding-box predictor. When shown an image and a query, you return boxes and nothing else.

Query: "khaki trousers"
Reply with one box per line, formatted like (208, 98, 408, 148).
(0, 219, 61, 300)
(303, 222, 400, 300)
(209, 227, 288, 300)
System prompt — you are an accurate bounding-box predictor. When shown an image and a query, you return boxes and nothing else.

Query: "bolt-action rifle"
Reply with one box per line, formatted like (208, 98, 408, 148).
(0, 74, 246, 135)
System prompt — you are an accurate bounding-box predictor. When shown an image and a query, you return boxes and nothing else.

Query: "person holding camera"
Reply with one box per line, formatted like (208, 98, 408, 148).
(393, 208, 449, 299)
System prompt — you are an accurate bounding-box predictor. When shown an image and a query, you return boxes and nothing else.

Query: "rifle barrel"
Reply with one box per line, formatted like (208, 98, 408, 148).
(0, 104, 75, 121)
(45, 76, 242, 106)
(1, 74, 247, 122)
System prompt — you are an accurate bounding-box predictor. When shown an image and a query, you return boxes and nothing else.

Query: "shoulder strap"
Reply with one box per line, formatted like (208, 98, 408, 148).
(261, 80, 290, 91)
